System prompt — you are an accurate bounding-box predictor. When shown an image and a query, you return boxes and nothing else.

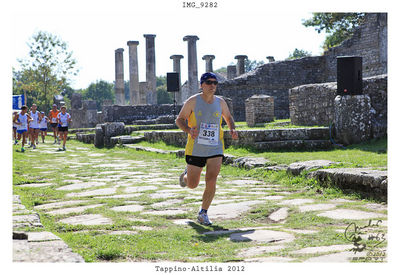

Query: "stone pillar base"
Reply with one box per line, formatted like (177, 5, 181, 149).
(245, 95, 274, 127)
(334, 95, 372, 145)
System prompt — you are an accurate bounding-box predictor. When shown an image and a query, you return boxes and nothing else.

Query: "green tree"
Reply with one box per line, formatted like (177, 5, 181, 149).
(302, 13, 365, 50)
(286, 48, 312, 60)
(245, 59, 265, 72)
(15, 31, 78, 111)
(82, 80, 114, 110)
(156, 76, 173, 104)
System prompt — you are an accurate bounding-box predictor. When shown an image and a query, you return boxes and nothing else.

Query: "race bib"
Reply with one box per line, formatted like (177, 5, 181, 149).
(51, 117, 57, 123)
(198, 122, 219, 146)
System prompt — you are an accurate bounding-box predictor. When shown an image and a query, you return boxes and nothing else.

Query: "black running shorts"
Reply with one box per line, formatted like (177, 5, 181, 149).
(58, 126, 68, 132)
(185, 155, 223, 168)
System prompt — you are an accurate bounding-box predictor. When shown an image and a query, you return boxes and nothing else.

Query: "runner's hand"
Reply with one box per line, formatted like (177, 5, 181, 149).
(230, 129, 238, 140)
(190, 127, 199, 139)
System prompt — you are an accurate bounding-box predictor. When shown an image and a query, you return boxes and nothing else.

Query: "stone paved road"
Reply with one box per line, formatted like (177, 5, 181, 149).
(13, 140, 387, 263)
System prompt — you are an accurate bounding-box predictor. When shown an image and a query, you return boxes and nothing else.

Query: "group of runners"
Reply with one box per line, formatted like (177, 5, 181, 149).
(12, 72, 233, 226)
(13, 103, 72, 152)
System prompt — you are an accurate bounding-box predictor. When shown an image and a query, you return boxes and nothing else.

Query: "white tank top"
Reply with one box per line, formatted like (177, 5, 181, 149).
(58, 112, 71, 127)
(17, 113, 28, 130)
(29, 111, 39, 128)
(39, 116, 48, 129)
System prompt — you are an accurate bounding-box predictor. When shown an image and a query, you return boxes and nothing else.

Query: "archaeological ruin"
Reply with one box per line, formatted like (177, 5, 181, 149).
(70, 13, 387, 147)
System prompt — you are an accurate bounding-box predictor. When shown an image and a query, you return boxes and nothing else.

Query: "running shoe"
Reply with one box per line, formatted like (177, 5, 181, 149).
(21, 147, 25, 152)
(53, 140, 57, 144)
(197, 212, 212, 226)
(33, 144, 36, 149)
(14, 140, 18, 145)
(62, 146, 66, 151)
(179, 167, 187, 187)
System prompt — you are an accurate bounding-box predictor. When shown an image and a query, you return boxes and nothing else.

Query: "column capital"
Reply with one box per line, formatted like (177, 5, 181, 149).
(170, 55, 184, 60)
(266, 56, 275, 62)
(115, 48, 124, 53)
(183, 35, 199, 42)
(143, 34, 156, 39)
(234, 55, 248, 60)
(127, 40, 139, 46)
(202, 55, 215, 60)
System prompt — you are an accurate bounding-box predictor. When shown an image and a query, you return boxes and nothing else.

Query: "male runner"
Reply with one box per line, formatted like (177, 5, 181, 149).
(38, 111, 49, 143)
(13, 105, 32, 152)
(57, 106, 72, 151)
(48, 104, 60, 144)
(28, 104, 40, 149)
(175, 72, 238, 226)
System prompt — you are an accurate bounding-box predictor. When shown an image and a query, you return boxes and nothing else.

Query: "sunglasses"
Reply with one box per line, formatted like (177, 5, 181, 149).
(204, 80, 218, 85)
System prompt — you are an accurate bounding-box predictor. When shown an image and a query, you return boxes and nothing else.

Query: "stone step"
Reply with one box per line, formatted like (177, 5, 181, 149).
(110, 135, 145, 145)
(253, 139, 332, 150)
(309, 168, 387, 201)
(76, 133, 95, 144)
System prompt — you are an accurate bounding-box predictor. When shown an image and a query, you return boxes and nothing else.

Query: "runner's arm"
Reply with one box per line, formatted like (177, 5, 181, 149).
(13, 114, 20, 124)
(175, 97, 198, 138)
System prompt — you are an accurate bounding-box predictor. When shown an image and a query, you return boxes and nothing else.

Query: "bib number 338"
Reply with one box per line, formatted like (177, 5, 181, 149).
(198, 122, 219, 146)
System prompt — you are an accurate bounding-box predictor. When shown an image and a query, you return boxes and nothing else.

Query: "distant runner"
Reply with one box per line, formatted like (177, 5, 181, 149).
(57, 105, 72, 151)
(13, 105, 32, 152)
(28, 104, 40, 149)
(48, 104, 60, 144)
(38, 111, 49, 143)
(13, 111, 18, 145)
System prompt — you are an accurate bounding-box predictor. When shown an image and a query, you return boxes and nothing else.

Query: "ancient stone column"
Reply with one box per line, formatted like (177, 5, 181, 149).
(170, 55, 184, 105)
(144, 34, 157, 104)
(202, 55, 215, 73)
(235, 55, 248, 76)
(139, 82, 148, 105)
(127, 41, 140, 105)
(114, 48, 125, 105)
(227, 65, 237, 80)
(183, 35, 199, 98)
(266, 56, 275, 62)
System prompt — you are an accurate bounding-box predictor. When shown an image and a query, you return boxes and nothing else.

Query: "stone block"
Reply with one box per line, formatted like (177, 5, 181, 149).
(334, 95, 372, 145)
(71, 93, 82, 109)
(83, 100, 97, 110)
(245, 95, 274, 126)
(94, 124, 104, 148)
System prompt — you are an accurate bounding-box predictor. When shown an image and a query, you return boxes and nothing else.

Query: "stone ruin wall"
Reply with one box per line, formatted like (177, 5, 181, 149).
(323, 13, 387, 82)
(216, 13, 387, 122)
(71, 13, 386, 129)
(216, 56, 327, 121)
(102, 104, 183, 125)
(289, 74, 387, 140)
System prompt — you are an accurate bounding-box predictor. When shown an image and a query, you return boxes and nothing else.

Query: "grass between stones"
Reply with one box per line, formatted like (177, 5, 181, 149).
(13, 137, 387, 262)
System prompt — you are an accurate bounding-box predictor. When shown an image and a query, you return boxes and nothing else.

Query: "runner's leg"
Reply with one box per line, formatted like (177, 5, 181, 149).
(201, 156, 222, 210)
(185, 164, 203, 189)
(62, 131, 67, 148)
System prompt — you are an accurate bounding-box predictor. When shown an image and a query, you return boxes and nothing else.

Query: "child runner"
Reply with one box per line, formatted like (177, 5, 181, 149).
(28, 104, 40, 149)
(48, 104, 60, 144)
(38, 111, 49, 143)
(13, 106, 32, 152)
(57, 105, 72, 151)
